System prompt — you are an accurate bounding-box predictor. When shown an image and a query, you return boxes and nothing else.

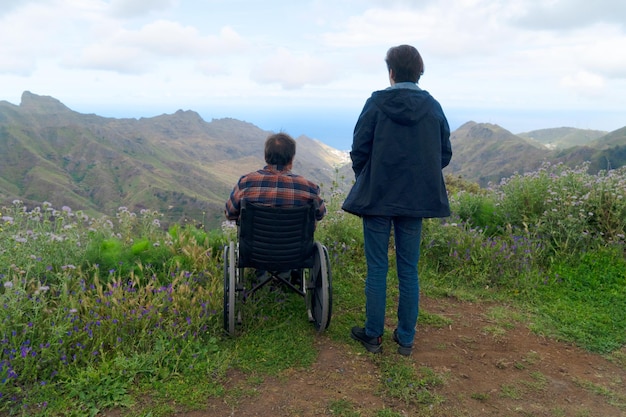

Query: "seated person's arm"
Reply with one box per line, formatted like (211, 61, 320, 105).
(314, 187, 326, 221)
(225, 184, 243, 220)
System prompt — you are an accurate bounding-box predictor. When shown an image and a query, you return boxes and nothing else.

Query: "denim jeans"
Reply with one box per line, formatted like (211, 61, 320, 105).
(362, 215, 423, 346)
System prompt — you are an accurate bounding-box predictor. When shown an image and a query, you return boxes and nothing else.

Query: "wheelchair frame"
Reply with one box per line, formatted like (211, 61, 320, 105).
(223, 201, 332, 336)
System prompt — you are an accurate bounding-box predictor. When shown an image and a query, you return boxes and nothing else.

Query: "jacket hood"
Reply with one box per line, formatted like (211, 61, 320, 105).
(371, 88, 433, 126)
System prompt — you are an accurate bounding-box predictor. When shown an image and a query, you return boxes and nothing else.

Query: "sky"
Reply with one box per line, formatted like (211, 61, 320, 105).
(1, 0, 625, 150)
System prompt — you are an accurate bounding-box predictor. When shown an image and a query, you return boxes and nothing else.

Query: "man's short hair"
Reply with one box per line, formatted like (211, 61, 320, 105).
(385, 44, 424, 83)
(265, 132, 296, 166)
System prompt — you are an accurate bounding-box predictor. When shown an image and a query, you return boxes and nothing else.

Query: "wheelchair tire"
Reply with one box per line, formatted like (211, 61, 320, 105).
(306, 241, 332, 332)
(223, 241, 237, 336)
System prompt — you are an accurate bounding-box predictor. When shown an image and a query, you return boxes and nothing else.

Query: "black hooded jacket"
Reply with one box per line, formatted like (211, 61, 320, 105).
(342, 85, 452, 218)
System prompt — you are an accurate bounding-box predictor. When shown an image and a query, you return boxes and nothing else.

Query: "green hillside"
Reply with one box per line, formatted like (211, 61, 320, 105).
(0, 92, 347, 228)
(447, 122, 626, 187)
(2, 92, 626, 223)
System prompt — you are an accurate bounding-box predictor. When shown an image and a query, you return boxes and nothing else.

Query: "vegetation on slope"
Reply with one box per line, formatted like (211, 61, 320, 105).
(1, 163, 625, 415)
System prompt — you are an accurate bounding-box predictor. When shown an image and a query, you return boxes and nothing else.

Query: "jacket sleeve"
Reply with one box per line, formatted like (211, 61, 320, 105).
(350, 98, 377, 177)
(440, 116, 452, 169)
(431, 99, 452, 169)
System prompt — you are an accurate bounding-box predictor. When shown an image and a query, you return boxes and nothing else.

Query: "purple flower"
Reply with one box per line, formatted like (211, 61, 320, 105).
(20, 346, 30, 358)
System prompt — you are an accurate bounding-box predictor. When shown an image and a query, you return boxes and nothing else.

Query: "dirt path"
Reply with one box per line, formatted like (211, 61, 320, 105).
(122, 296, 626, 416)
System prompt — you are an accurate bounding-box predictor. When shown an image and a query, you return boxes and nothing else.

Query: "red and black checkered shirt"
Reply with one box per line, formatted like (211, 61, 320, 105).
(225, 165, 326, 221)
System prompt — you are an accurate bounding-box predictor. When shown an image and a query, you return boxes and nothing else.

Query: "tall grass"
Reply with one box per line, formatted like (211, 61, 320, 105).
(1, 203, 225, 414)
(1, 162, 625, 415)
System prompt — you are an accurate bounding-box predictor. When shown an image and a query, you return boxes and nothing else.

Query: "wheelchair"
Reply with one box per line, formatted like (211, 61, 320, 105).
(223, 200, 332, 336)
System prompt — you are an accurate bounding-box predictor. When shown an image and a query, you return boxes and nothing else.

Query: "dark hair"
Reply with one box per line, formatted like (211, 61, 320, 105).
(385, 44, 424, 83)
(265, 132, 296, 166)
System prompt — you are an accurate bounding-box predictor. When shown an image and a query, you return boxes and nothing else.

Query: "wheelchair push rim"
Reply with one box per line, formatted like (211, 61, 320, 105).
(306, 241, 332, 332)
(223, 241, 237, 336)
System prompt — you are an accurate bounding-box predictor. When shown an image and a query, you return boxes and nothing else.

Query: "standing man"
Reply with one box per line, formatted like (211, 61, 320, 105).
(342, 45, 452, 356)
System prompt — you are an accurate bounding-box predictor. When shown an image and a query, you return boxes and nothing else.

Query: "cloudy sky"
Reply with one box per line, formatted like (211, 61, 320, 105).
(1, 0, 625, 149)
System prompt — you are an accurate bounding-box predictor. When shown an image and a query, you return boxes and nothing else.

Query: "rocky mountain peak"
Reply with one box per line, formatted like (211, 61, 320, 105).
(20, 91, 71, 113)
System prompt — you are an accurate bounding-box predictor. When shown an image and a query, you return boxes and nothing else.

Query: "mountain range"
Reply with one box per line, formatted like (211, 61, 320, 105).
(447, 121, 626, 186)
(1, 92, 625, 227)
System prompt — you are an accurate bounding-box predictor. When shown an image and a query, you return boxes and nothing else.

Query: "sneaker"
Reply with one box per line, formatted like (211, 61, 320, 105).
(392, 329, 413, 356)
(350, 326, 382, 354)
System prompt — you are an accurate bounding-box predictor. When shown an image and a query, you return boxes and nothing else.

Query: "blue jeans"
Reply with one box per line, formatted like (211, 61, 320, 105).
(362, 215, 423, 346)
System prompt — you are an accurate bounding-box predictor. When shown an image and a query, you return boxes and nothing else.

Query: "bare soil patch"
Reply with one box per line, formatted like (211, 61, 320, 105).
(113, 296, 626, 417)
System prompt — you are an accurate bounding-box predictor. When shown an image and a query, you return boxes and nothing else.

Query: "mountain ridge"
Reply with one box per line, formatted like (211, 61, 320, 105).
(1, 92, 625, 226)
(0, 92, 346, 227)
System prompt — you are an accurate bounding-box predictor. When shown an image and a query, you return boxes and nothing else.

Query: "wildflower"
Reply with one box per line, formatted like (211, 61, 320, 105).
(21, 346, 31, 358)
(35, 285, 49, 295)
(3, 281, 13, 289)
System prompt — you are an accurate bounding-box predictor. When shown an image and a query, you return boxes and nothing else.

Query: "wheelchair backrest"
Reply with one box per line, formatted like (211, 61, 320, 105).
(237, 200, 316, 271)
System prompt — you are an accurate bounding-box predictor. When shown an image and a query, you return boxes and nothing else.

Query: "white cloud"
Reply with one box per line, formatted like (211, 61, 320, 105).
(251, 48, 335, 89)
(0, 0, 46, 16)
(115, 21, 246, 56)
(108, 0, 178, 18)
(321, 2, 519, 56)
(512, 0, 626, 30)
(66, 44, 152, 74)
(581, 28, 626, 80)
(66, 22, 250, 74)
(0, 1, 69, 74)
(560, 71, 606, 98)
(0, 0, 625, 137)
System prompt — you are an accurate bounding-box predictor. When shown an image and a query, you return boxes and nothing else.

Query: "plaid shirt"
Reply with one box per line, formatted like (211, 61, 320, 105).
(225, 165, 326, 221)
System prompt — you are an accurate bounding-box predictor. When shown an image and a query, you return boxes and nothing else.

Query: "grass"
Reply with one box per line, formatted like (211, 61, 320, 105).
(574, 378, 626, 409)
(1, 162, 626, 415)
(377, 357, 445, 406)
(328, 399, 360, 416)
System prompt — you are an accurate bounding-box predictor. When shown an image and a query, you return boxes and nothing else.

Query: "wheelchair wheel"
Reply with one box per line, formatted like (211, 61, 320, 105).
(306, 241, 332, 332)
(223, 241, 237, 336)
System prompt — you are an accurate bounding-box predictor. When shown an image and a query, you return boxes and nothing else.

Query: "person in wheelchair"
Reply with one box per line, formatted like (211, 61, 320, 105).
(224, 132, 326, 286)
